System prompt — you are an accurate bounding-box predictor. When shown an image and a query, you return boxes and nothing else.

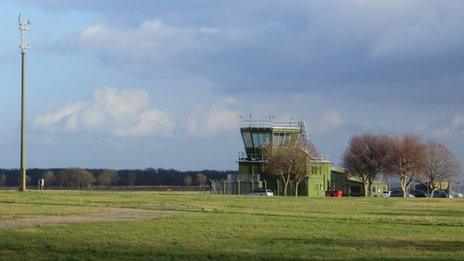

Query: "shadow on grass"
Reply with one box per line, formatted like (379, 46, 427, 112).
(266, 237, 464, 253)
(369, 209, 464, 217)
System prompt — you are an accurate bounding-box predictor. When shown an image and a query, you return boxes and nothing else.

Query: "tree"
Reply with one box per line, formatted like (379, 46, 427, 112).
(56, 170, 69, 188)
(62, 168, 95, 189)
(262, 138, 292, 196)
(343, 133, 392, 196)
(42, 171, 56, 188)
(0, 174, 6, 187)
(184, 175, 193, 189)
(386, 134, 426, 198)
(17, 175, 31, 186)
(293, 147, 310, 196)
(97, 169, 118, 187)
(421, 141, 461, 197)
(126, 172, 137, 186)
(262, 134, 311, 196)
(196, 173, 207, 191)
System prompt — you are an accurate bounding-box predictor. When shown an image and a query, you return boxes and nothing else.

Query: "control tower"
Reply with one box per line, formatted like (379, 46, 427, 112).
(238, 118, 312, 181)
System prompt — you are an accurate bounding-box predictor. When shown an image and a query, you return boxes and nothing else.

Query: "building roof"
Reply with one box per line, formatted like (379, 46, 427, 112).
(240, 119, 300, 129)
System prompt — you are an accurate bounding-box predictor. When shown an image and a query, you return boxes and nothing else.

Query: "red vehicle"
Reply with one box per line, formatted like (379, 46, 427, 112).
(326, 190, 343, 198)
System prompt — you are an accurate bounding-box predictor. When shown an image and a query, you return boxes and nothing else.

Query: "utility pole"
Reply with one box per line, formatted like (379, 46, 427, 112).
(18, 14, 31, 191)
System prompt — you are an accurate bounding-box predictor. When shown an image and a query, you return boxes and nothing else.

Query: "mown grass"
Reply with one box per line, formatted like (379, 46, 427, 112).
(0, 190, 463, 260)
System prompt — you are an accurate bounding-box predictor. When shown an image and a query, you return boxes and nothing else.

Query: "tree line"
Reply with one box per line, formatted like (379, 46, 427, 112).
(343, 133, 462, 197)
(260, 132, 462, 197)
(0, 168, 234, 189)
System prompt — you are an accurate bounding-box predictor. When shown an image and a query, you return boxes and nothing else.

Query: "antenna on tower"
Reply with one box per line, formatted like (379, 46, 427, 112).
(18, 13, 31, 54)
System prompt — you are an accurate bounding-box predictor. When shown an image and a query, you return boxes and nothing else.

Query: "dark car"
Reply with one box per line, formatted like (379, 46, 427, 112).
(411, 190, 427, 197)
(390, 190, 404, 197)
(431, 189, 448, 198)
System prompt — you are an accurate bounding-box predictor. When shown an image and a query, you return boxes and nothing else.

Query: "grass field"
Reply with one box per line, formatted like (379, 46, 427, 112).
(0, 190, 463, 260)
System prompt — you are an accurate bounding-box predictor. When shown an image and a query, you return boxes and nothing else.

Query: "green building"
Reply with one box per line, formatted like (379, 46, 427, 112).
(211, 118, 389, 196)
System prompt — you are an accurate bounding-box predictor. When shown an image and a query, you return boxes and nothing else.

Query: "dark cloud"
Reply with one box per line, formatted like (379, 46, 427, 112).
(25, 0, 463, 93)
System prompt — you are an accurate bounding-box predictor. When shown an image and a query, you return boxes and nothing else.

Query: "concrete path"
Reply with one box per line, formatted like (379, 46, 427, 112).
(0, 208, 173, 229)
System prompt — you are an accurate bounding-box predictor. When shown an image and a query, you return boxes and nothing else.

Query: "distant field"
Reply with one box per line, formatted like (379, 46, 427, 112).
(0, 191, 463, 260)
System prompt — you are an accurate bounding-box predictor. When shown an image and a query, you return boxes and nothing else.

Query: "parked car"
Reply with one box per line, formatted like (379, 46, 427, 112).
(411, 190, 427, 198)
(389, 190, 404, 197)
(245, 189, 274, 196)
(389, 190, 415, 198)
(382, 191, 390, 197)
(430, 189, 448, 198)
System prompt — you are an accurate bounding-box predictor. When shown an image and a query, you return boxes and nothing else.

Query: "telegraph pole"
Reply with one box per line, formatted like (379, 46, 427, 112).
(18, 14, 31, 191)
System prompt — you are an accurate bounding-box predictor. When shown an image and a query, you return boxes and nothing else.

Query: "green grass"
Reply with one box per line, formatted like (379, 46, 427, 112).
(0, 190, 463, 260)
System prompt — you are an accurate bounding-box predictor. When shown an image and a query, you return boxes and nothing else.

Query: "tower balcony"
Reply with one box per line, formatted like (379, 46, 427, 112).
(237, 152, 268, 163)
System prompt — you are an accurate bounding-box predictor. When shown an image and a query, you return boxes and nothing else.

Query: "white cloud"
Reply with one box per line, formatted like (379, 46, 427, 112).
(184, 97, 240, 137)
(35, 101, 87, 126)
(35, 87, 174, 137)
(35, 87, 240, 138)
(112, 109, 173, 137)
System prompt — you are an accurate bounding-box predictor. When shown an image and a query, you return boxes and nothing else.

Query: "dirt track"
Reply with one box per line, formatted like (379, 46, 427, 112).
(0, 208, 174, 229)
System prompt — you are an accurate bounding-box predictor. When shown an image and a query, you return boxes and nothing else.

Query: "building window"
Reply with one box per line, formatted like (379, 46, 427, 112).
(242, 131, 253, 148)
(273, 133, 283, 145)
(252, 133, 268, 148)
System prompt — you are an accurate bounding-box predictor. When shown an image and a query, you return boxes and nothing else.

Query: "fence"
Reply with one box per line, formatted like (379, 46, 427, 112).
(210, 180, 269, 195)
(210, 179, 309, 196)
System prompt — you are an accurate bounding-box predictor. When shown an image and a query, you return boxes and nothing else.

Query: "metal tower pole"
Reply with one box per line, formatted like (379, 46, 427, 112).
(18, 14, 30, 192)
(20, 50, 26, 191)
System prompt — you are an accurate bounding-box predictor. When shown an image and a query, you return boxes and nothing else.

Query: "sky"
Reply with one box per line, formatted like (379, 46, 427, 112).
(0, 0, 463, 171)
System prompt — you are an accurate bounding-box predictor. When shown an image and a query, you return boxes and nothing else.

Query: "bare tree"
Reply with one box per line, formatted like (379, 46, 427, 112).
(42, 171, 56, 188)
(126, 172, 137, 186)
(56, 170, 69, 188)
(294, 138, 318, 196)
(421, 141, 461, 197)
(343, 133, 392, 196)
(184, 175, 193, 189)
(62, 168, 96, 189)
(0, 174, 6, 187)
(97, 169, 119, 188)
(196, 173, 207, 191)
(293, 147, 310, 196)
(262, 134, 311, 196)
(262, 137, 292, 196)
(386, 134, 426, 198)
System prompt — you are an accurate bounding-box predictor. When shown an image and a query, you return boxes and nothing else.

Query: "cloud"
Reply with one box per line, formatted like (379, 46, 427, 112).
(35, 87, 174, 137)
(429, 115, 464, 138)
(184, 97, 240, 137)
(57, 19, 256, 77)
(415, 114, 464, 139)
(368, 1, 464, 58)
(35, 87, 240, 138)
(35, 101, 87, 126)
(313, 111, 344, 134)
(44, 0, 464, 91)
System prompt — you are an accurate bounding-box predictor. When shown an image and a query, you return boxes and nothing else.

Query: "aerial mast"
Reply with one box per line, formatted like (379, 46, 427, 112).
(18, 14, 31, 191)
